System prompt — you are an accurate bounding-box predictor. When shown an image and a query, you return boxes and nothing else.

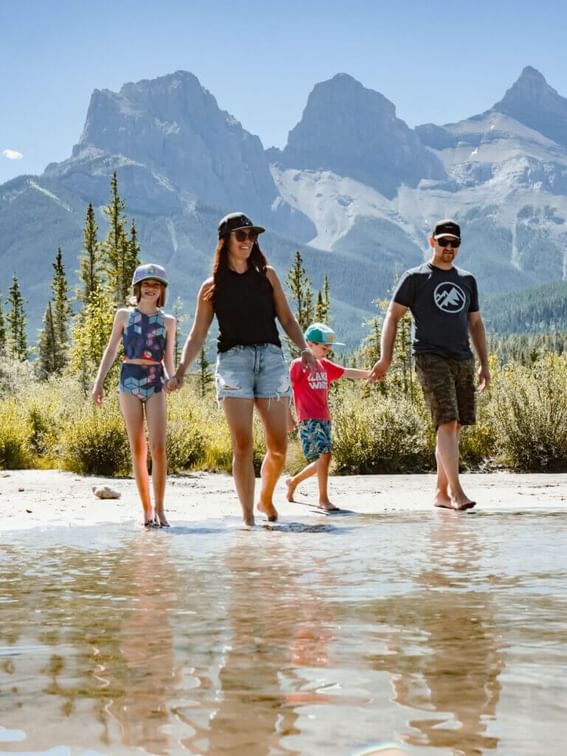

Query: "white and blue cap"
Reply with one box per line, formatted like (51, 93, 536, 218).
(132, 263, 168, 287)
(304, 322, 345, 346)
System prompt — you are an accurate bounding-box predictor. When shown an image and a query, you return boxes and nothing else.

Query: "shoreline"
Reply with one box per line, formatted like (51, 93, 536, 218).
(0, 469, 566, 532)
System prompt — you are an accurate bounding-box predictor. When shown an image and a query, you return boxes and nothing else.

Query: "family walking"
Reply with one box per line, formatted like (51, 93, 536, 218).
(93, 214, 489, 526)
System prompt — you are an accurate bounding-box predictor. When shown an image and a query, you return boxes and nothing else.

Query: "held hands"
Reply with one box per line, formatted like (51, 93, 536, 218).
(300, 347, 317, 374)
(368, 358, 390, 383)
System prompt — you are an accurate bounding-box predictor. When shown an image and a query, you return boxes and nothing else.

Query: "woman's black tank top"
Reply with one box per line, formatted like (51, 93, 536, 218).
(213, 268, 281, 353)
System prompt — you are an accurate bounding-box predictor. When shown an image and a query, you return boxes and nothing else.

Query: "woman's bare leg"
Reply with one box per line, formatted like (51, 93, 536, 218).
(255, 397, 289, 521)
(222, 398, 256, 525)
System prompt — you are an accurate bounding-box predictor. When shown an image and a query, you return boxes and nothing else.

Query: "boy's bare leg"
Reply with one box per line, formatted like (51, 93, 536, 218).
(286, 460, 319, 501)
(317, 452, 338, 510)
(434, 420, 475, 510)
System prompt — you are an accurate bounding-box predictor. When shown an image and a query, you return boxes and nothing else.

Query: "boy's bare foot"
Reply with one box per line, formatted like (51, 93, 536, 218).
(286, 477, 296, 502)
(257, 501, 278, 522)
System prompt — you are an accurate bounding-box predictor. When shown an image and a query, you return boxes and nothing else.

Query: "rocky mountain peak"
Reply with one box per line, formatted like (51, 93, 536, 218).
(492, 66, 567, 147)
(273, 74, 444, 198)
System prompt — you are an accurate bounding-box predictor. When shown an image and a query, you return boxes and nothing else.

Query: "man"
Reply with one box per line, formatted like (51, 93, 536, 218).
(369, 219, 490, 510)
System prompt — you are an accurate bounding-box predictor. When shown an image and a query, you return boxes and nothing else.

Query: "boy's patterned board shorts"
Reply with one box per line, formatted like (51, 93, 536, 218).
(298, 419, 332, 462)
(415, 354, 476, 428)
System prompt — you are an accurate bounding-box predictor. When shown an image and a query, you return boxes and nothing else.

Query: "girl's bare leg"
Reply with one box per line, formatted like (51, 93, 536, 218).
(145, 391, 169, 526)
(119, 393, 153, 523)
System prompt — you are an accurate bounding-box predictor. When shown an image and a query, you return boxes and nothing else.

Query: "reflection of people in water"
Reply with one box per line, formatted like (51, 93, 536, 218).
(205, 537, 335, 754)
(105, 534, 182, 755)
(368, 515, 505, 753)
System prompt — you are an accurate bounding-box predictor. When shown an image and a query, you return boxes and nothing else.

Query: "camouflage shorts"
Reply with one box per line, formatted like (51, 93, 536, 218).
(415, 354, 476, 428)
(298, 419, 333, 461)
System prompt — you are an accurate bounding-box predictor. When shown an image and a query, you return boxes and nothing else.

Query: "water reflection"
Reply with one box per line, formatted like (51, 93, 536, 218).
(366, 513, 504, 752)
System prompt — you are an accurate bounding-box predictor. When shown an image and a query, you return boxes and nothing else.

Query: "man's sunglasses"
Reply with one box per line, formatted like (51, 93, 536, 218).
(232, 229, 258, 242)
(437, 237, 461, 248)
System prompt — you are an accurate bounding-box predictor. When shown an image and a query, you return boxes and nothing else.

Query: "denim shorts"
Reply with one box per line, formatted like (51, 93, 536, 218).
(215, 344, 291, 401)
(298, 419, 332, 461)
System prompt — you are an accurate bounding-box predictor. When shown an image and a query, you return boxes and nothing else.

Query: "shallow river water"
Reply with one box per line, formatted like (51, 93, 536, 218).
(1, 507, 566, 755)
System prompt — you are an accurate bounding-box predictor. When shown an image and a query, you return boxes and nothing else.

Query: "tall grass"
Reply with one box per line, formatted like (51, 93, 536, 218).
(2, 354, 567, 474)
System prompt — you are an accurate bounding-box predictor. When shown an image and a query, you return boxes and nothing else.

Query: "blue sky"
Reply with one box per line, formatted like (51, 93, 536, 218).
(1, 0, 566, 183)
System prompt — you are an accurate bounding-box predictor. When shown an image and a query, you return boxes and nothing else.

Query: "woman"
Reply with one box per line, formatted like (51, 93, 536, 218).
(170, 212, 315, 526)
(92, 263, 176, 527)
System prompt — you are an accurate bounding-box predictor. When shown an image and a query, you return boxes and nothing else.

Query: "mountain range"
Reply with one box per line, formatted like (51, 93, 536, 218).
(2, 65, 567, 345)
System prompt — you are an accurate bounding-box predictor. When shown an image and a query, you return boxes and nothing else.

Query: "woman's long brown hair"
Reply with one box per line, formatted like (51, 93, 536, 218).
(205, 236, 269, 301)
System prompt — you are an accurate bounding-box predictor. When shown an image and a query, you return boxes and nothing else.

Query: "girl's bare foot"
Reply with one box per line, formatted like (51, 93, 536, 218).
(257, 501, 278, 522)
(286, 477, 296, 502)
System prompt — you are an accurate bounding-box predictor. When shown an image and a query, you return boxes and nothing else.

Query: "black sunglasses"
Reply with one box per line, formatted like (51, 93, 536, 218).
(233, 229, 258, 242)
(437, 237, 461, 248)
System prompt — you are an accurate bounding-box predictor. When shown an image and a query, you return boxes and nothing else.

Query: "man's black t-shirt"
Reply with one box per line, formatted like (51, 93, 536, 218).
(393, 262, 479, 359)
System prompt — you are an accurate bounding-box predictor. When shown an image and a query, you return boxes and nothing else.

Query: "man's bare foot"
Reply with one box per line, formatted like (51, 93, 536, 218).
(286, 477, 297, 502)
(257, 501, 278, 522)
(155, 510, 170, 527)
(434, 490, 452, 509)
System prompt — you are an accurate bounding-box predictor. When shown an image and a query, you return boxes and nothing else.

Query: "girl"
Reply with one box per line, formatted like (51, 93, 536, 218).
(92, 263, 176, 527)
(169, 212, 316, 527)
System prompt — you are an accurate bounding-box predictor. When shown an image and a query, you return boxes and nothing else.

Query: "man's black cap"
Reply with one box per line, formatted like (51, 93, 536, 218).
(433, 219, 461, 240)
(217, 212, 266, 239)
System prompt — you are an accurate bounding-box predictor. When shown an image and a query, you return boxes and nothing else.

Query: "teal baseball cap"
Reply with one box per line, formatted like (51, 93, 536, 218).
(304, 322, 345, 346)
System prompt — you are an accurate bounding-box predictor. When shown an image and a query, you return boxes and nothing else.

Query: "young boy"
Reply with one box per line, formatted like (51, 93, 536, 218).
(286, 323, 370, 512)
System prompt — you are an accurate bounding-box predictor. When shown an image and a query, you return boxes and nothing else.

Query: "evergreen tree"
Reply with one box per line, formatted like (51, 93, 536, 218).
(51, 248, 72, 355)
(37, 302, 63, 379)
(78, 202, 101, 303)
(6, 275, 28, 361)
(0, 293, 5, 354)
(102, 172, 134, 306)
(197, 347, 214, 398)
(128, 220, 141, 274)
(171, 297, 186, 365)
(286, 250, 314, 356)
(315, 273, 331, 322)
(69, 287, 114, 394)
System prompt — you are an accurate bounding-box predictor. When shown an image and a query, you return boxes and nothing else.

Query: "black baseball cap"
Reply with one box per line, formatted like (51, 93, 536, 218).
(433, 219, 461, 240)
(217, 212, 266, 239)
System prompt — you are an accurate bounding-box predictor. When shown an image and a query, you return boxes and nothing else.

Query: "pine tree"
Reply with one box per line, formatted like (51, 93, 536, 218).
(171, 297, 186, 365)
(6, 275, 28, 361)
(37, 302, 63, 379)
(197, 347, 213, 398)
(51, 248, 72, 356)
(102, 172, 133, 306)
(128, 220, 141, 274)
(69, 287, 114, 394)
(0, 293, 5, 354)
(78, 202, 101, 303)
(315, 273, 331, 322)
(286, 250, 314, 357)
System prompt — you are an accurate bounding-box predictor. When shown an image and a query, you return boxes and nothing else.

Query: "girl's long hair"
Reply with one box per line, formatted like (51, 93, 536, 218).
(205, 236, 269, 301)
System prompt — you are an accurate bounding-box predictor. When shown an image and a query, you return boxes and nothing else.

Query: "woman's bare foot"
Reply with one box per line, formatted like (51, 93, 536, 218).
(257, 501, 278, 522)
(286, 477, 296, 502)
(434, 491, 475, 511)
(155, 510, 170, 527)
(318, 500, 340, 512)
(433, 489, 452, 509)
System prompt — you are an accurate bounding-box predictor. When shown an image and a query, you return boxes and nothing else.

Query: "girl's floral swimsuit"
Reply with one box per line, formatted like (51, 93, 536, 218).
(119, 309, 166, 401)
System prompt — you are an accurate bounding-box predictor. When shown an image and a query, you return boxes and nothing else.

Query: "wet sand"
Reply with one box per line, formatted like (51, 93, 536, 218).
(1, 469, 565, 530)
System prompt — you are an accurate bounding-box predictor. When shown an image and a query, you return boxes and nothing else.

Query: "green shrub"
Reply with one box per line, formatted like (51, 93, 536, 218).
(331, 385, 433, 473)
(61, 400, 131, 475)
(490, 354, 567, 470)
(0, 400, 31, 469)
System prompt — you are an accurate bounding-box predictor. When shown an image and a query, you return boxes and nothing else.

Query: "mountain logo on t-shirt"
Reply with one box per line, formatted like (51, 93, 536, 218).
(433, 282, 466, 313)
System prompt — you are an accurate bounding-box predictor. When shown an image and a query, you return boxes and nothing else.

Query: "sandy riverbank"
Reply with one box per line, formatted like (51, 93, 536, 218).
(0, 469, 566, 531)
